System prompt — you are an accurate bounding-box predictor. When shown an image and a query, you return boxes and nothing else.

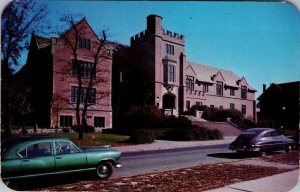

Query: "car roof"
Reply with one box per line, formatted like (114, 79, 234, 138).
(1, 135, 69, 150)
(245, 128, 276, 132)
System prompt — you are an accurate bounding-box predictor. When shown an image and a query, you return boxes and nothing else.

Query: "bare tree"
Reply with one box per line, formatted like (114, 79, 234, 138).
(1, 0, 47, 136)
(56, 15, 110, 139)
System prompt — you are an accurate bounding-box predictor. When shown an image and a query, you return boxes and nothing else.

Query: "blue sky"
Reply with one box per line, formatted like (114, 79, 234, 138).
(11, 1, 300, 98)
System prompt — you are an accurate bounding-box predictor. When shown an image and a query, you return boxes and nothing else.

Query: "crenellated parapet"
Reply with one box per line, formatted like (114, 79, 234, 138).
(131, 28, 185, 46)
(161, 29, 185, 45)
(130, 30, 148, 46)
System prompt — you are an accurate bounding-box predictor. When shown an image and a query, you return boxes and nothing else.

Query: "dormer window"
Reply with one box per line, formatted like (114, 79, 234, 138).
(241, 86, 247, 99)
(166, 44, 174, 55)
(216, 81, 223, 96)
(78, 37, 91, 50)
(186, 75, 194, 90)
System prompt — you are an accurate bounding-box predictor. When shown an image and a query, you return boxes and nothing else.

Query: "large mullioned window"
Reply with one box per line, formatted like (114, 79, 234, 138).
(71, 86, 96, 104)
(72, 59, 96, 79)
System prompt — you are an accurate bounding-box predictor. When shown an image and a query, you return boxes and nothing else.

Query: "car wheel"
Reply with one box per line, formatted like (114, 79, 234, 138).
(260, 151, 267, 156)
(4, 180, 21, 190)
(96, 162, 113, 179)
(285, 145, 292, 153)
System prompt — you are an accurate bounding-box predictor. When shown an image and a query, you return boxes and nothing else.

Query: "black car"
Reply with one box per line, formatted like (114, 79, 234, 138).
(229, 128, 296, 155)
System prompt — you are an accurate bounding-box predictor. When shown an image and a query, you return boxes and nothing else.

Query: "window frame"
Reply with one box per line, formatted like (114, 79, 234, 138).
(241, 86, 247, 99)
(186, 75, 194, 90)
(216, 81, 223, 96)
(71, 86, 96, 104)
(59, 115, 73, 128)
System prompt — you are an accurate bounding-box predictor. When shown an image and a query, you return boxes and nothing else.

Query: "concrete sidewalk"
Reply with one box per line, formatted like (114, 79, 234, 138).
(204, 169, 299, 192)
(112, 136, 236, 153)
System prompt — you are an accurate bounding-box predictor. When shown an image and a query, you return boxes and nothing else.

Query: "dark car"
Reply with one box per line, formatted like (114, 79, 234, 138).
(229, 128, 296, 155)
(1, 136, 122, 183)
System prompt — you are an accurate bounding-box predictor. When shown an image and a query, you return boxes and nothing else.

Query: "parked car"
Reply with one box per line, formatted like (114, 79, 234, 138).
(229, 128, 296, 155)
(1, 136, 122, 183)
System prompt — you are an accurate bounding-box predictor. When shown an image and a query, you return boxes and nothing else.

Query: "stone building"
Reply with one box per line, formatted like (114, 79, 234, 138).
(18, 15, 256, 129)
(113, 15, 256, 123)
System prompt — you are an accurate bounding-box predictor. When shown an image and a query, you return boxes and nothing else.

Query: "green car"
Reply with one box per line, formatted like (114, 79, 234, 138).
(1, 136, 122, 182)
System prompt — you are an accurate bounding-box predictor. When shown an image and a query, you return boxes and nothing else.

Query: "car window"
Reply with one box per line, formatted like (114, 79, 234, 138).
(25, 142, 52, 158)
(263, 132, 272, 137)
(55, 142, 80, 155)
(271, 131, 279, 137)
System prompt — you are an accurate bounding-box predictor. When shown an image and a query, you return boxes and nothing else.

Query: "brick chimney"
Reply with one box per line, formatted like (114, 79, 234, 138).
(263, 84, 266, 92)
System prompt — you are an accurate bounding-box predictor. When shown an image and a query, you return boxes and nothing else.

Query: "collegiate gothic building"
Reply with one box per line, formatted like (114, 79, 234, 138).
(19, 15, 256, 129)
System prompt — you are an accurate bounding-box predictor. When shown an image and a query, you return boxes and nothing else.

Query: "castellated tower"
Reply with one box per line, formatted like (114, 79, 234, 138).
(130, 14, 186, 116)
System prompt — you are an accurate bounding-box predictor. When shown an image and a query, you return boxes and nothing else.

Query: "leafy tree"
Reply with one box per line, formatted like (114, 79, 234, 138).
(1, 0, 47, 136)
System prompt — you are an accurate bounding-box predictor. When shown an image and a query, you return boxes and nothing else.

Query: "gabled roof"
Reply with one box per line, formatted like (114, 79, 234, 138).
(187, 61, 256, 91)
(34, 34, 51, 49)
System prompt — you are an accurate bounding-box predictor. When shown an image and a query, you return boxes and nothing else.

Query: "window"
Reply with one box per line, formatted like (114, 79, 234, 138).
(119, 71, 124, 83)
(186, 100, 190, 110)
(196, 102, 202, 107)
(78, 37, 91, 50)
(23, 142, 52, 158)
(71, 86, 96, 104)
(55, 142, 80, 155)
(72, 59, 96, 79)
(271, 131, 279, 137)
(263, 132, 272, 137)
(230, 103, 235, 110)
(186, 76, 194, 90)
(242, 105, 246, 114)
(60, 115, 73, 128)
(203, 84, 209, 93)
(241, 86, 247, 99)
(216, 81, 223, 96)
(169, 65, 175, 82)
(166, 44, 174, 55)
(230, 89, 235, 96)
(94, 116, 105, 128)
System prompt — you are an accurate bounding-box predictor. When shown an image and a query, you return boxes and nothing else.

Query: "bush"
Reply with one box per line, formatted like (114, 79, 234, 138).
(129, 129, 156, 144)
(71, 125, 95, 133)
(123, 105, 163, 129)
(162, 125, 223, 141)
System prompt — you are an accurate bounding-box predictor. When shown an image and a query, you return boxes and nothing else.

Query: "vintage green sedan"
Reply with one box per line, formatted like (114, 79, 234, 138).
(1, 136, 122, 182)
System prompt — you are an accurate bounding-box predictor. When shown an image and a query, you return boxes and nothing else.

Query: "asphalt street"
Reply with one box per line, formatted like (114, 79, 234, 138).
(112, 144, 239, 178)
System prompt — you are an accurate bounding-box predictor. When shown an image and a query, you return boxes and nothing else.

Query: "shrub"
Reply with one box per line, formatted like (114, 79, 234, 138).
(129, 129, 156, 144)
(123, 105, 163, 129)
(162, 125, 223, 141)
(71, 125, 95, 133)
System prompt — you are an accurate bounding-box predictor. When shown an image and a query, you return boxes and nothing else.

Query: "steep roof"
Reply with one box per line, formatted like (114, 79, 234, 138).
(187, 61, 256, 91)
(34, 34, 51, 49)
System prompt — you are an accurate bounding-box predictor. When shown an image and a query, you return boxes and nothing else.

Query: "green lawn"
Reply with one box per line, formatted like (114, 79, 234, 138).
(24, 132, 130, 147)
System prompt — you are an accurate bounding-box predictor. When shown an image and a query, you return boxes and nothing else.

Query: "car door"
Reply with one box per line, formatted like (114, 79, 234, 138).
(270, 131, 286, 150)
(54, 141, 87, 174)
(20, 141, 55, 177)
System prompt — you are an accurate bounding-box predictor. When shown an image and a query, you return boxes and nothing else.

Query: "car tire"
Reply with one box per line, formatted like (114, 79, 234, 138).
(285, 145, 292, 153)
(96, 162, 113, 179)
(260, 151, 267, 156)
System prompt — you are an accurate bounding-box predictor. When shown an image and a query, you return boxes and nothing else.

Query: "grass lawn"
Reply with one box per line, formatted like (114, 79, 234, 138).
(19, 132, 130, 147)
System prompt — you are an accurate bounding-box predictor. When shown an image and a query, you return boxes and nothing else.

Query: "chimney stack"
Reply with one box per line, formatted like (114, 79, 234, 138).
(263, 84, 266, 92)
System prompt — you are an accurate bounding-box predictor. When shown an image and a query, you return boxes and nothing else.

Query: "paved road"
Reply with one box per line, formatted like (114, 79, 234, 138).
(112, 144, 239, 178)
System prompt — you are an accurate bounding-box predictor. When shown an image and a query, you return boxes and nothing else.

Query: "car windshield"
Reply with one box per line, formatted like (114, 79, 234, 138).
(237, 130, 261, 139)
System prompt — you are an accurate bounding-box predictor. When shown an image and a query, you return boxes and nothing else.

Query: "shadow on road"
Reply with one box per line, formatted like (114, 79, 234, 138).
(207, 151, 284, 159)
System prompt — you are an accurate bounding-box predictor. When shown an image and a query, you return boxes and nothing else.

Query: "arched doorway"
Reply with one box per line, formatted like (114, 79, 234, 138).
(163, 93, 176, 109)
